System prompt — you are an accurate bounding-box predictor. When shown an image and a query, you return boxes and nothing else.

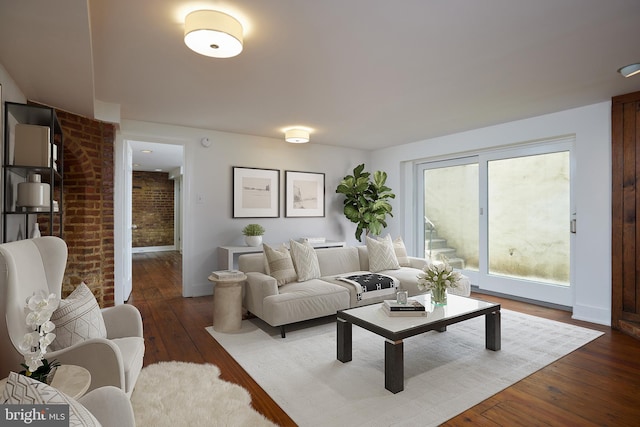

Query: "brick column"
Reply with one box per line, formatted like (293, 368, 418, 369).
(55, 110, 115, 307)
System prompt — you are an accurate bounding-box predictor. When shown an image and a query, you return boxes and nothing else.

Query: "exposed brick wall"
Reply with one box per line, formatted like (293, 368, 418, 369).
(132, 171, 174, 247)
(54, 109, 115, 307)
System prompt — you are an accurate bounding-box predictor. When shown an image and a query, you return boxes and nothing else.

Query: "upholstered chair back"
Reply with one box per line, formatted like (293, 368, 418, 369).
(0, 236, 68, 378)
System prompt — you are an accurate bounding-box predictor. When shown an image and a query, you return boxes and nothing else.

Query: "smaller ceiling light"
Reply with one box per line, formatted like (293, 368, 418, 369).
(285, 129, 310, 143)
(184, 10, 243, 58)
(141, 150, 153, 154)
(618, 63, 640, 78)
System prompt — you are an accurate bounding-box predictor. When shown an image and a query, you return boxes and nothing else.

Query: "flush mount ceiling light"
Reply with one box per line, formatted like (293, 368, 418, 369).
(285, 129, 310, 143)
(618, 63, 640, 78)
(184, 10, 243, 58)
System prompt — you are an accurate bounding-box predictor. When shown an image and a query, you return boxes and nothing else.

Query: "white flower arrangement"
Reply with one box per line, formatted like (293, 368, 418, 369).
(18, 290, 60, 381)
(416, 259, 462, 303)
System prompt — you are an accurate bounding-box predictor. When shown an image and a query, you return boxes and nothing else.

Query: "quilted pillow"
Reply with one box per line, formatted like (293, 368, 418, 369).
(1, 371, 101, 426)
(289, 240, 321, 281)
(49, 282, 107, 351)
(366, 235, 401, 272)
(263, 243, 298, 286)
(378, 234, 410, 267)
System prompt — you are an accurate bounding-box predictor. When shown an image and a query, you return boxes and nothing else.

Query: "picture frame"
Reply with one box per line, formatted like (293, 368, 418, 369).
(232, 167, 280, 218)
(285, 170, 325, 217)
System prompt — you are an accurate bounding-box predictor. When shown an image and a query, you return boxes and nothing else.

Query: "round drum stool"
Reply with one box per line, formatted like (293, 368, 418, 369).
(208, 273, 247, 332)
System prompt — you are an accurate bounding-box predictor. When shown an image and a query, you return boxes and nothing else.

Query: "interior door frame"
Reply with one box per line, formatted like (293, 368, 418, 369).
(114, 135, 186, 304)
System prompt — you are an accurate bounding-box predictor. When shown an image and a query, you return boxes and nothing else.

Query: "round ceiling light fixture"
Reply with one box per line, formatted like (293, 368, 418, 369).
(285, 129, 310, 143)
(618, 63, 640, 78)
(184, 10, 243, 58)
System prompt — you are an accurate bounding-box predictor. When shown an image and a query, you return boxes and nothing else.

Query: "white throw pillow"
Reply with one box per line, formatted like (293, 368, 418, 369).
(263, 243, 298, 286)
(289, 240, 321, 281)
(378, 234, 410, 267)
(1, 371, 101, 426)
(366, 236, 401, 272)
(49, 282, 107, 351)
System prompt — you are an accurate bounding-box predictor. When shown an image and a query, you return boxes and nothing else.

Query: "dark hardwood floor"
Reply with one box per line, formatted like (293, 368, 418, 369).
(130, 251, 640, 426)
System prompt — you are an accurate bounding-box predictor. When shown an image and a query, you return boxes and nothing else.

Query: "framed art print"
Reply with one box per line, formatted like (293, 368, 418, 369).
(232, 167, 280, 218)
(285, 170, 325, 217)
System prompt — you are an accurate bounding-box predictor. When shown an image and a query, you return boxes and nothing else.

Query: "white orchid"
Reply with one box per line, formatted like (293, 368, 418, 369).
(20, 291, 60, 381)
(23, 350, 45, 373)
(39, 332, 56, 353)
(19, 331, 41, 352)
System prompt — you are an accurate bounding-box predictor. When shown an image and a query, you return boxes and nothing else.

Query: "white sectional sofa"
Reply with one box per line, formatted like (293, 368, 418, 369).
(238, 243, 470, 337)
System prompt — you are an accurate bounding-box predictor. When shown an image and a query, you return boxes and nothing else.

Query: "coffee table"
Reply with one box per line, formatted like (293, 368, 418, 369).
(336, 293, 501, 393)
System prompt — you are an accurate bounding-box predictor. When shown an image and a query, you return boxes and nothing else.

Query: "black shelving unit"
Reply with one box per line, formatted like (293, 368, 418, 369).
(2, 102, 63, 242)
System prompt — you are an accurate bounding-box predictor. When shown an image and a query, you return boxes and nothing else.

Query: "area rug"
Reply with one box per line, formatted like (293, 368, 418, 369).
(206, 309, 603, 427)
(130, 361, 277, 427)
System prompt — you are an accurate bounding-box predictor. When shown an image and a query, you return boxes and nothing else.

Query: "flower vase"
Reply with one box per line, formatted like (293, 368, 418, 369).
(431, 287, 447, 305)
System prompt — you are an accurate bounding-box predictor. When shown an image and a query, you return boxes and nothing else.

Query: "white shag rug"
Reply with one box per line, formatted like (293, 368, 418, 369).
(130, 361, 277, 427)
(207, 309, 603, 427)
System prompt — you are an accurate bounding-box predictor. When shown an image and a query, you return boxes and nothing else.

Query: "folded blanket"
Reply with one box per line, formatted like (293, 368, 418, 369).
(337, 273, 399, 301)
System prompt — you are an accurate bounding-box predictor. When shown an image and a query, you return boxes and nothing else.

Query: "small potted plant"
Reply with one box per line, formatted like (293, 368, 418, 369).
(242, 224, 265, 247)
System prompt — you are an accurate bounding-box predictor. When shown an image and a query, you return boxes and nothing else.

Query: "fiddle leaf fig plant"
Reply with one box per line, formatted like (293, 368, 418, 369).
(336, 163, 395, 241)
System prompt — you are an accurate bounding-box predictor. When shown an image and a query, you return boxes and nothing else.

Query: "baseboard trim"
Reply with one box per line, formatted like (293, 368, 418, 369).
(470, 286, 572, 312)
(132, 245, 176, 253)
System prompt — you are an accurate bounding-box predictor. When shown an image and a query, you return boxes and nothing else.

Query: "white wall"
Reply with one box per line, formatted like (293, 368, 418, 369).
(371, 102, 612, 325)
(118, 120, 369, 298)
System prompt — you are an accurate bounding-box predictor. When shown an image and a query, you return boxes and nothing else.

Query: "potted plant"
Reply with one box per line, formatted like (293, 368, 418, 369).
(242, 224, 265, 247)
(336, 163, 395, 241)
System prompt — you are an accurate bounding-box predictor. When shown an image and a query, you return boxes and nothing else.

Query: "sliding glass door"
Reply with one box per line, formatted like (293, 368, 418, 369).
(418, 139, 574, 306)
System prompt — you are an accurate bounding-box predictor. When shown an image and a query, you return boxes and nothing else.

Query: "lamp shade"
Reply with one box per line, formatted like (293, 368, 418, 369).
(285, 129, 310, 143)
(618, 63, 640, 78)
(184, 10, 243, 58)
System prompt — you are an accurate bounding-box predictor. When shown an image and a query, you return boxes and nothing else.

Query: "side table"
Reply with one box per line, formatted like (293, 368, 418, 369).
(0, 364, 91, 399)
(208, 273, 247, 332)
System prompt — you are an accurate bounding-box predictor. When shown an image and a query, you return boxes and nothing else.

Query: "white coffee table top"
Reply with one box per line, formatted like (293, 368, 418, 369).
(339, 293, 499, 334)
(0, 364, 91, 400)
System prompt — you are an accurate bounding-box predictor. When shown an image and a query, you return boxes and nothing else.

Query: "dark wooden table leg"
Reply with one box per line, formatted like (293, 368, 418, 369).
(485, 310, 501, 351)
(385, 339, 404, 393)
(337, 318, 352, 362)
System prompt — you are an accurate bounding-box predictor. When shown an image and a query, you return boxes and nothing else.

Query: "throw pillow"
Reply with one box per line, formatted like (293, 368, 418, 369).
(263, 244, 298, 286)
(49, 282, 107, 351)
(1, 372, 101, 426)
(366, 235, 401, 272)
(378, 234, 410, 267)
(289, 240, 321, 281)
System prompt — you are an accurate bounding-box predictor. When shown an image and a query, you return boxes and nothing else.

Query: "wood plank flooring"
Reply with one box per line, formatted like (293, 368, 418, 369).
(130, 251, 640, 426)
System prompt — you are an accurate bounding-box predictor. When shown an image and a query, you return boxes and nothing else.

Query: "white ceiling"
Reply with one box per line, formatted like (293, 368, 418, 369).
(1, 0, 640, 164)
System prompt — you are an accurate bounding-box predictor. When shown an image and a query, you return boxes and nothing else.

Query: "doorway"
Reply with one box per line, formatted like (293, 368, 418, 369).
(116, 139, 184, 303)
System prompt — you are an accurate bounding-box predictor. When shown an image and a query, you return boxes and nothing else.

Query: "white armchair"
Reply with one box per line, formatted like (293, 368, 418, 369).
(0, 237, 144, 396)
(78, 386, 136, 427)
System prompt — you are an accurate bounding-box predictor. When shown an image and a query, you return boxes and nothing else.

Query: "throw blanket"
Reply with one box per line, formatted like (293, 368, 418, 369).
(337, 273, 399, 301)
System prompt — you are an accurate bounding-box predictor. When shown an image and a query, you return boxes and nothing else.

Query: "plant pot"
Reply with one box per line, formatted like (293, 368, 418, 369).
(245, 235, 262, 247)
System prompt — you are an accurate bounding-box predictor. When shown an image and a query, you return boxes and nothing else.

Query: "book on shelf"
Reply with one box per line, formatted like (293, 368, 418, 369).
(210, 269, 245, 280)
(383, 299, 425, 311)
(382, 304, 427, 317)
